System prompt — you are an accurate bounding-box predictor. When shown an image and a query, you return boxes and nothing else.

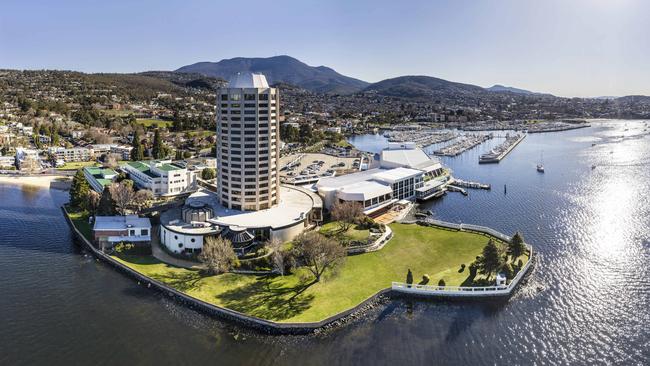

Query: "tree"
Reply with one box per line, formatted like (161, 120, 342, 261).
(132, 189, 154, 212)
(131, 129, 144, 161)
(86, 190, 101, 216)
(507, 231, 526, 261)
(293, 232, 346, 282)
(331, 201, 363, 232)
(109, 181, 135, 215)
(105, 153, 121, 169)
(151, 129, 165, 159)
(265, 238, 288, 276)
(97, 186, 116, 215)
(201, 167, 216, 180)
(406, 269, 413, 287)
(69, 169, 90, 209)
(199, 236, 238, 275)
(299, 123, 313, 143)
(476, 239, 504, 281)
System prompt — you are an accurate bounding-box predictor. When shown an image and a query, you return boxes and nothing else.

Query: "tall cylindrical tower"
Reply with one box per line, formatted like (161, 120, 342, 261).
(216, 72, 280, 211)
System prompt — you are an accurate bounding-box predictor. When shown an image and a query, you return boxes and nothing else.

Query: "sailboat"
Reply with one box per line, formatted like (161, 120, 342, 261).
(536, 151, 545, 173)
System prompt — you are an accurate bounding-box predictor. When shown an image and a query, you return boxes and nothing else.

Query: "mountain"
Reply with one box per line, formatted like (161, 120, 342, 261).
(175, 55, 368, 94)
(362, 75, 487, 99)
(486, 84, 534, 95)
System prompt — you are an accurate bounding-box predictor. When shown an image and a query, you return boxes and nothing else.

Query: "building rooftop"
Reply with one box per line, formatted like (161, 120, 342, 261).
(380, 147, 438, 169)
(371, 167, 422, 184)
(337, 180, 392, 202)
(161, 186, 321, 234)
(227, 72, 270, 88)
(94, 215, 151, 231)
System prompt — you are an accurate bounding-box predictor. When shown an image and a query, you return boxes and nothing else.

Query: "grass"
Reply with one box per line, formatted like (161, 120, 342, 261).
(66, 207, 93, 241)
(136, 118, 173, 128)
(111, 223, 519, 323)
(320, 221, 370, 242)
(56, 161, 100, 171)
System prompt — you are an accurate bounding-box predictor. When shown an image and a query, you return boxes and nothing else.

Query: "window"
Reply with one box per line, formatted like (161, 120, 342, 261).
(230, 94, 241, 101)
(178, 243, 183, 248)
(190, 238, 195, 243)
(221, 94, 228, 101)
(244, 94, 256, 101)
(129, 229, 135, 236)
(141, 229, 149, 236)
(174, 235, 178, 240)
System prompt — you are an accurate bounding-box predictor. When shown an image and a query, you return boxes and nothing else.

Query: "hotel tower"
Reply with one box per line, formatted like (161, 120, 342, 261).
(216, 72, 281, 211)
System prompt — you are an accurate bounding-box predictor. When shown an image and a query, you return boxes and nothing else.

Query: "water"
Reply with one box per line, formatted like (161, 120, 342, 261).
(2, 120, 649, 365)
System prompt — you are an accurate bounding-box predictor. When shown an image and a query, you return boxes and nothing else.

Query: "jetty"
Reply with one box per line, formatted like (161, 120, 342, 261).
(446, 185, 468, 196)
(479, 134, 526, 164)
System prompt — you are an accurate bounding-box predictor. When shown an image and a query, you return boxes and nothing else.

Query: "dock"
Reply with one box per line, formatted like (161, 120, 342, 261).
(451, 178, 491, 190)
(478, 134, 526, 164)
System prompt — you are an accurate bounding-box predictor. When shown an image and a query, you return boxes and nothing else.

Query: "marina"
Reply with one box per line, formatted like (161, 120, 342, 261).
(384, 130, 457, 147)
(433, 134, 492, 156)
(478, 133, 526, 164)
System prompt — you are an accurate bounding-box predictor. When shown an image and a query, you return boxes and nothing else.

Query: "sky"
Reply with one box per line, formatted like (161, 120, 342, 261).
(1, 0, 649, 97)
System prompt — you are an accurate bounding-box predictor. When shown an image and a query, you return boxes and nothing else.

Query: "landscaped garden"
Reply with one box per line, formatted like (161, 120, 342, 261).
(110, 223, 528, 323)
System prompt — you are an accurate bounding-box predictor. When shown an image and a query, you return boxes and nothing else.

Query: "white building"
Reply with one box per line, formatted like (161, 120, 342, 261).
(110, 145, 132, 160)
(380, 142, 444, 178)
(122, 160, 197, 197)
(160, 187, 322, 256)
(48, 147, 93, 162)
(93, 215, 152, 249)
(316, 166, 424, 215)
(316, 143, 446, 216)
(15, 148, 40, 171)
(216, 72, 281, 211)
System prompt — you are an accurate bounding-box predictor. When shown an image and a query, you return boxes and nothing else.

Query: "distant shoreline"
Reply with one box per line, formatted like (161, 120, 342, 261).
(0, 174, 71, 189)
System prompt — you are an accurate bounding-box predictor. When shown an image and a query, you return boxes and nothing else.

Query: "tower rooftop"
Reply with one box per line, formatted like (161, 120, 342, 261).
(227, 72, 269, 88)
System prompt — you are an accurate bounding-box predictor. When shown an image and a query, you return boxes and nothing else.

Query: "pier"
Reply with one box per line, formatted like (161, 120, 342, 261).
(479, 134, 526, 164)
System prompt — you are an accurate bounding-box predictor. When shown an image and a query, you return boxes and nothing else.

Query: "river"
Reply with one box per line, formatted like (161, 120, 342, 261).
(1, 120, 649, 365)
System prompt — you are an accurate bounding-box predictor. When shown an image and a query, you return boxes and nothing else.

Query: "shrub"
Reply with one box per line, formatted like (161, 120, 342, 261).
(458, 263, 466, 273)
(438, 279, 446, 287)
(419, 274, 430, 285)
(517, 259, 524, 269)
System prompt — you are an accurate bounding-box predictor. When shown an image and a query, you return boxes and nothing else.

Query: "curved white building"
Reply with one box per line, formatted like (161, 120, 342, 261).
(216, 72, 280, 211)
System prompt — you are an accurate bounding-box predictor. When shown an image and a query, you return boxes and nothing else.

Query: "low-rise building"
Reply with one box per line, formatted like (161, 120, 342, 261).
(122, 160, 197, 197)
(110, 145, 132, 160)
(83, 166, 118, 193)
(93, 215, 152, 250)
(48, 147, 93, 162)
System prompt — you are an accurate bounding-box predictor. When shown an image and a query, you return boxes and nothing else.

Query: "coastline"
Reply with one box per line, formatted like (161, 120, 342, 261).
(61, 205, 534, 334)
(0, 174, 72, 189)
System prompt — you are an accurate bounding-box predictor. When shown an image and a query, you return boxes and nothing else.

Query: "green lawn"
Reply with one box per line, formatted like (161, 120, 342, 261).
(112, 223, 514, 323)
(136, 118, 173, 128)
(67, 207, 93, 241)
(320, 221, 370, 242)
(56, 161, 100, 171)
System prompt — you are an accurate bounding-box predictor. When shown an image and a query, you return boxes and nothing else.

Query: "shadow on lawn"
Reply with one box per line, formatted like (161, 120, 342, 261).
(215, 276, 316, 321)
(149, 270, 205, 292)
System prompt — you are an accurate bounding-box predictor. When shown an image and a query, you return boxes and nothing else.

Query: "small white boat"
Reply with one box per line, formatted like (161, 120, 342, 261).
(537, 151, 545, 173)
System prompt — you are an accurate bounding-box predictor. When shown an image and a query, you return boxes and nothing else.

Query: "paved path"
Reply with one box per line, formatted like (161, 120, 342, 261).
(150, 226, 204, 270)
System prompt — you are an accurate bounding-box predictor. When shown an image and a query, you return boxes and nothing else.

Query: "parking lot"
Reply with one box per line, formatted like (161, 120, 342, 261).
(279, 153, 361, 182)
